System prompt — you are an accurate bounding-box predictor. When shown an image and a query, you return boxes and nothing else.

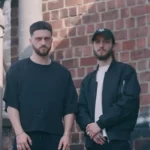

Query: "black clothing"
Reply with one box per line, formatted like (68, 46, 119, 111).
(4, 58, 78, 135)
(13, 131, 62, 150)
(87, 140, 131, 150)
(76, 60, 140, 148)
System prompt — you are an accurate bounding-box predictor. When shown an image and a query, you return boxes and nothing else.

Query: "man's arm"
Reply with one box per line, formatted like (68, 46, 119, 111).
(97, 67, 141, 129)
(63, 114, 75, 135)
(7, 106, 23, 136)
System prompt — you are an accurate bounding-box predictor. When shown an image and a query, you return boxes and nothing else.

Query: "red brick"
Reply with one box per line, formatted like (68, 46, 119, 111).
(115, 19, 124, 30)
(116, 0, 126, 8)
(11, 47, 18, 56)
(147, 15, 150, 24)
(137, 0, 147, 4)
(60, 8, 68, 19)
(77, 68, 85, 77)
(83, 14, 100, 24)
(96, 23, 104, 29)
(140, 71, 150, 82)
(140, 94, 150, 105)
(51, 20, 63, 30)
(105, 21, 114, 30)
(53, 31, 58, 38)
(97, 2, 106, 12)
(64, 48, 73, 59)
(74, 47, 82, 57)
(86, 66, 95, 74)
(129, 62, 137, 69)
(11, 18, 18, 26)
(62, 59, 79, 69)
(53, 39, 69, 50)
(71, 36, 88, 46)
(65, 17, 81, 27)
(87, 3, 97, 14)
(140, 83, 148, 94)
(102, 10, 118, 21)
(131, 6, 147, 16)
(77, 26, 86, 35)
(145, 49, 150, 58)
(137, 38, 146, 49)
(137, 16, 146, 26)
(71, 133, 80, 143)
(69, 7, 77, 17)
(42, 3, 47, 12)
(114, 42, 122, 52)
(73, 79, 82, 89)
(11, 8, 18, 18)
(83, 0, 98, 4)
(87, 24, 95, 34)
(78, 5, 86, 15)
(138, 60, 147, 71)
(80, 57, 97, 66)
(51, 10, 59, 20)
(121, 8, 130, 18)
(148, 37, 150, 46)
(131, 50, 145, 60)
(107, 0, 116, 10)
(88, 34, 93, 44)
(11, 38, 18, 46)
(65, 0, 82, 6)
(127, 0, 135, 6)
(146, 4, 150, 14)
(125, 18, 135, 28)
(129, 27, 148, 38)
(120, 52, 130, 62)
(48, 0, 64, 10)
(59, 29, 68, 38)
(122, 40, 135, 50)
(43, 12, 50, 21)
(68, 27, 76, 37)
(83, 46, 93, 57)
(114, 30, 127, 40)
(69, 69, 77, 78)
(55, 50, 64, 60)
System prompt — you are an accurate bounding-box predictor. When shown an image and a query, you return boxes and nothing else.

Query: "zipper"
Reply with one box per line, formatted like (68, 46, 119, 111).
(121, 80, 125, 95)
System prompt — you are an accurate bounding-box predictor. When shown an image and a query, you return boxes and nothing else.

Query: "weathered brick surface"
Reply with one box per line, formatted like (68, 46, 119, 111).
(3, 0, 150, 149)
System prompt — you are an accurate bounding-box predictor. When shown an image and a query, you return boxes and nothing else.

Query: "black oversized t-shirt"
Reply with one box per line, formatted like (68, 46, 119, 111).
(3, 58, 78, 135)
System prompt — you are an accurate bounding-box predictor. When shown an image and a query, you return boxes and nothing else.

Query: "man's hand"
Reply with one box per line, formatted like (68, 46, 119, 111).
(93, 132, 106, 145)
(58, 135, 70, 150)
(86, 123, 101, 139)
(16, 132, 32, 150)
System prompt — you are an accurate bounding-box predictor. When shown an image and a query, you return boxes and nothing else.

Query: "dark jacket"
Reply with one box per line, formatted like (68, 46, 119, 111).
(76, 60, 140, 148)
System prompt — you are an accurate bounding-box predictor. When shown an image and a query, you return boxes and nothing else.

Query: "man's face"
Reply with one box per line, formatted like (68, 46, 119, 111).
(30, 30, 52, 57)
(93, 35, 114, 61)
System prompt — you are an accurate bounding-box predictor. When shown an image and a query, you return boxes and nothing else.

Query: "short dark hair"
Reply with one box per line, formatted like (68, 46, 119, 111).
(30, 21, 53, 35)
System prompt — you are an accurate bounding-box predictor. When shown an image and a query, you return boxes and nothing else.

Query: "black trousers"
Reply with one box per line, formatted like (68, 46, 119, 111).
(87, 140, 131, 150)
(13, 131, 62, 150)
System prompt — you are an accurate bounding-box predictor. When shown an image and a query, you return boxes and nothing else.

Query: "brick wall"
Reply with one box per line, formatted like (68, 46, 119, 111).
(42, 0, 150, 150)
(2, 0, 150, 149)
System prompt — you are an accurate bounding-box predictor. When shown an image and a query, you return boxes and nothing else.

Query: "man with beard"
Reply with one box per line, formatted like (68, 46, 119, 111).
(3, 21, 78, 150)
(76, 28, 140, 150)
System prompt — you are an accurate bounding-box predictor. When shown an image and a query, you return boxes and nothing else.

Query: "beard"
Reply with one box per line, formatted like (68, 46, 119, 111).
(32, 45, 51, 57)
(93, 48, 113, 61)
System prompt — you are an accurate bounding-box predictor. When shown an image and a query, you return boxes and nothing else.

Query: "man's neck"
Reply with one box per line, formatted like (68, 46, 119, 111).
(98, 57, 113, 67)
(30, 53, 51, 65)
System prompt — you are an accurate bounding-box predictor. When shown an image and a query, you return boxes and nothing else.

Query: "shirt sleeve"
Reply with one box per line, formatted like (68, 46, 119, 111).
(63, 72, 78, 116)
(3, 67, 20, 111)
